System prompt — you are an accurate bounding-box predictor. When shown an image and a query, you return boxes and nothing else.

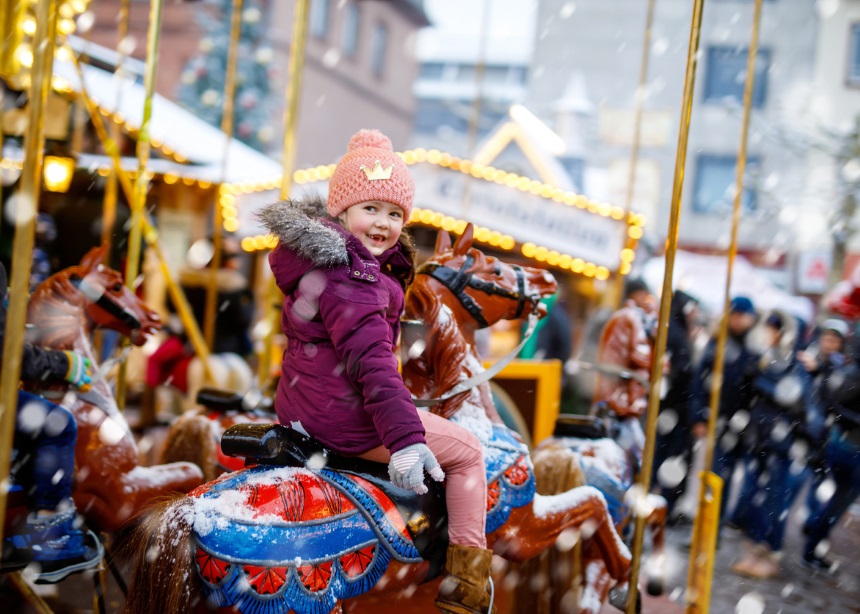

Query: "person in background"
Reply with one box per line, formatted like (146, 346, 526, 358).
(796, 319, 847, 526)
(591, 279, 657, 420)
(521, 288, 574, 406)
(800, 321, 858, 572)
(730, 312, 816, 579)
(689, 296, 759, 533)
(142, 236, 254, 419)
(0, 263, 102, 583)
(652, 290, 699, 523)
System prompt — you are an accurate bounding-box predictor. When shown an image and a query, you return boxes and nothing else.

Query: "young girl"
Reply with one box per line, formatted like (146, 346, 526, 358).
(260, 129, 494, 614)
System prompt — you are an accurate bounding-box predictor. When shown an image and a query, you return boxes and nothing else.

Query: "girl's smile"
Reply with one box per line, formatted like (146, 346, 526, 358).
(338, 200, 405, 256)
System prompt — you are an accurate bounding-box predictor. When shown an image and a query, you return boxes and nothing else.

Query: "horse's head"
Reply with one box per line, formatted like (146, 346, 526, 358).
(70, 245, 162, 345)
(419, 224, 558, 329)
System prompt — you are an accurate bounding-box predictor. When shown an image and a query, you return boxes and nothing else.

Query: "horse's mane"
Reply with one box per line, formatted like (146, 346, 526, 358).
(404, 275, 473, 420)
(27, 266, 87, 349)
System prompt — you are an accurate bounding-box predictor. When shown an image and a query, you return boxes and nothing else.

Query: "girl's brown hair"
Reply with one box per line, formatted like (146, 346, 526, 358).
(393, 229, 417, 290)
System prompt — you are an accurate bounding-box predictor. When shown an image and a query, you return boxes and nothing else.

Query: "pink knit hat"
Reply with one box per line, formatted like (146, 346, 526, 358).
(326, 129, 414, 220)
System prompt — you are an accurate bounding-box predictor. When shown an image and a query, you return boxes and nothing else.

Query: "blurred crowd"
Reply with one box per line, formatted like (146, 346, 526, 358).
(586, 279, 860, 580)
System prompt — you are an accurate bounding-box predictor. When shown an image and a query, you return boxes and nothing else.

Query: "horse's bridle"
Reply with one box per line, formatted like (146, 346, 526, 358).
(417, 254, 540, 328)
(71, 275, 142, 331)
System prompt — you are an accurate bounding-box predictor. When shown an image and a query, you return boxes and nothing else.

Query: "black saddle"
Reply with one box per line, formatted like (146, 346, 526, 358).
(196, 388, 274, 415)
(221, 423, 449, 576)
(553, 413, 612, 439)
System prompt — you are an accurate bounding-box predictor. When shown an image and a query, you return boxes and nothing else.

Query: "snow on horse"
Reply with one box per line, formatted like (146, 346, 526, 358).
(24, 245, 204, 532)
(123, 225, 630, 614)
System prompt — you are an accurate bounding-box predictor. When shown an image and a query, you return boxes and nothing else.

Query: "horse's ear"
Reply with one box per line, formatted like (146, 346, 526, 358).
(79, 244, 109, 272)
(435, 230, 451, 254)
(452, 224, 474, 256)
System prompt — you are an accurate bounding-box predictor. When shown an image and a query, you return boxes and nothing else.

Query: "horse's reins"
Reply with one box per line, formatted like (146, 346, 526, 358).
(412, 255, 543, 408)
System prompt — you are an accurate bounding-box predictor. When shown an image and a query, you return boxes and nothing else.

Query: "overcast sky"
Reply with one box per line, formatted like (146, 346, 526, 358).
(417, 0, 538, 64)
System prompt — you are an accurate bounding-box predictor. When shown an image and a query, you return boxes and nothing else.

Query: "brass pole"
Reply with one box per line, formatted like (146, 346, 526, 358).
(101, 0, 131, 254)
(70, 52, 215, 384)
(613, 0, 656, 308)
(685, 1, 762, 611)
(0, 1, 25, 78)
(117, 0, 164, 410)
(626, 1, 706, 612)
(259, 0, 310, 388)
(461, 0, 491, 216)
(204, 0, 244, 350)
(0, 0, 58, 552)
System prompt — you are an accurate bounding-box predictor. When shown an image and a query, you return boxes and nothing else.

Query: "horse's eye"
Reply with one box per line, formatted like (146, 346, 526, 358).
(112, 283, 123, 292)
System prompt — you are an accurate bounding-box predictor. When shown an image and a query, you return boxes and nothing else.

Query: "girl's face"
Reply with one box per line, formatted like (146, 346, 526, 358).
(338, 200, 404, 256)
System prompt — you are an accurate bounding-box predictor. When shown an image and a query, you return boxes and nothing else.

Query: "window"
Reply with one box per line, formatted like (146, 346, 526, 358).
(342, 4, 360, 57)
(310, 0, 330, 40)
(703, 46, 770, 107)
(693, 155, 760, 214)
(559, 157, 586, 192)
(371, 22, 388, 77)
(414, 99, 469, 135)
(849, 24, 860, 87)
(420, 62, 446, 79)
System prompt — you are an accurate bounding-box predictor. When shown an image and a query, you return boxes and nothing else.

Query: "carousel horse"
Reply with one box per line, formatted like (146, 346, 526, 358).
(519, 299, 668, 606)
(23, 244, 204, 533)
(161, 387, 275, 481)
(123, 224, 631, 614)
(527, 407, 668, 599)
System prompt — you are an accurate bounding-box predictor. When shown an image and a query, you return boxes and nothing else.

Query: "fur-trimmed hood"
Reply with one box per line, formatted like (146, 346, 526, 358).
(257, 197, 348, 268)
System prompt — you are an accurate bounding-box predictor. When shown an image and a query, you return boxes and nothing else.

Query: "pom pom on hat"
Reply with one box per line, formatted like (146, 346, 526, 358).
(348, 129, 392, 152)
(327, 129, 414, 220)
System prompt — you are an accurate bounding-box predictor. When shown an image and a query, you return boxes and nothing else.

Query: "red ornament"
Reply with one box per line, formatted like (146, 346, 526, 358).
(504, 455, 530, 486)
(297, 561, 333, 592)
(486, 480, 500, 512)
(340, 545, 376, 579)
(244, 565, 287, 595)
(196, 548, 231, 585)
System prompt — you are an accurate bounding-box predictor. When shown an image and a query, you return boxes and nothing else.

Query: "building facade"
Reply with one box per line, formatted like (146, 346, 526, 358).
(268, 0, 429, 167)
(87, 0, 429, 166)
(528, 0, 819, 276)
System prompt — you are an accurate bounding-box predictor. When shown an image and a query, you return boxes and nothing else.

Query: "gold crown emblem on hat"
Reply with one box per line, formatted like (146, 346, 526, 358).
(360, 160, 393, 181)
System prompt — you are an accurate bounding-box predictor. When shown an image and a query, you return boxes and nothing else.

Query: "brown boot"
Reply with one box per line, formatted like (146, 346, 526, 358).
(730, 543, 779, 579)
(435, 544, 497, 614)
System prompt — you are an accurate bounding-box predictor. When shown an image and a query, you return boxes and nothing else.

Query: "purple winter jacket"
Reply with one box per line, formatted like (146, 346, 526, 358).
(259, 198, 426, 455)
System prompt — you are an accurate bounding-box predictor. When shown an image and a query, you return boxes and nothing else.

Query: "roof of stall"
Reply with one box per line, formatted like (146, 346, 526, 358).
(51, 55, 283, 185)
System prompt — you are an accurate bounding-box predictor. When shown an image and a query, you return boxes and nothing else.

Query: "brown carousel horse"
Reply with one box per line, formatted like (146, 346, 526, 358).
(122, 225, 630, 614)
(520, 300, 669, 609)
(24, 245, 204, 533)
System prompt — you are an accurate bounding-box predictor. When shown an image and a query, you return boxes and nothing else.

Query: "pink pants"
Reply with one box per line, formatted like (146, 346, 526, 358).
(359, 411, 488, 548)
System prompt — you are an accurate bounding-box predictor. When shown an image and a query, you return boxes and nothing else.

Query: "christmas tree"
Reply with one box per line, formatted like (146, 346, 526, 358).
(177, 0, 276, 152)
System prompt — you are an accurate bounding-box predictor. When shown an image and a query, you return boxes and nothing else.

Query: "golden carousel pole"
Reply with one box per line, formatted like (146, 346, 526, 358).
(101, 0, 131, 256)
(70, 52, 216, 385)
(613, 0, 656, 308)
(116, 0, 164, 410)
(0, 0, 59, 550)
(91, 0, 129, 361)
(685, 1, 762, 611)
(258, 0, 310, 388)
(203, 0, 244, 350)
(626, 0, 706, 611)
